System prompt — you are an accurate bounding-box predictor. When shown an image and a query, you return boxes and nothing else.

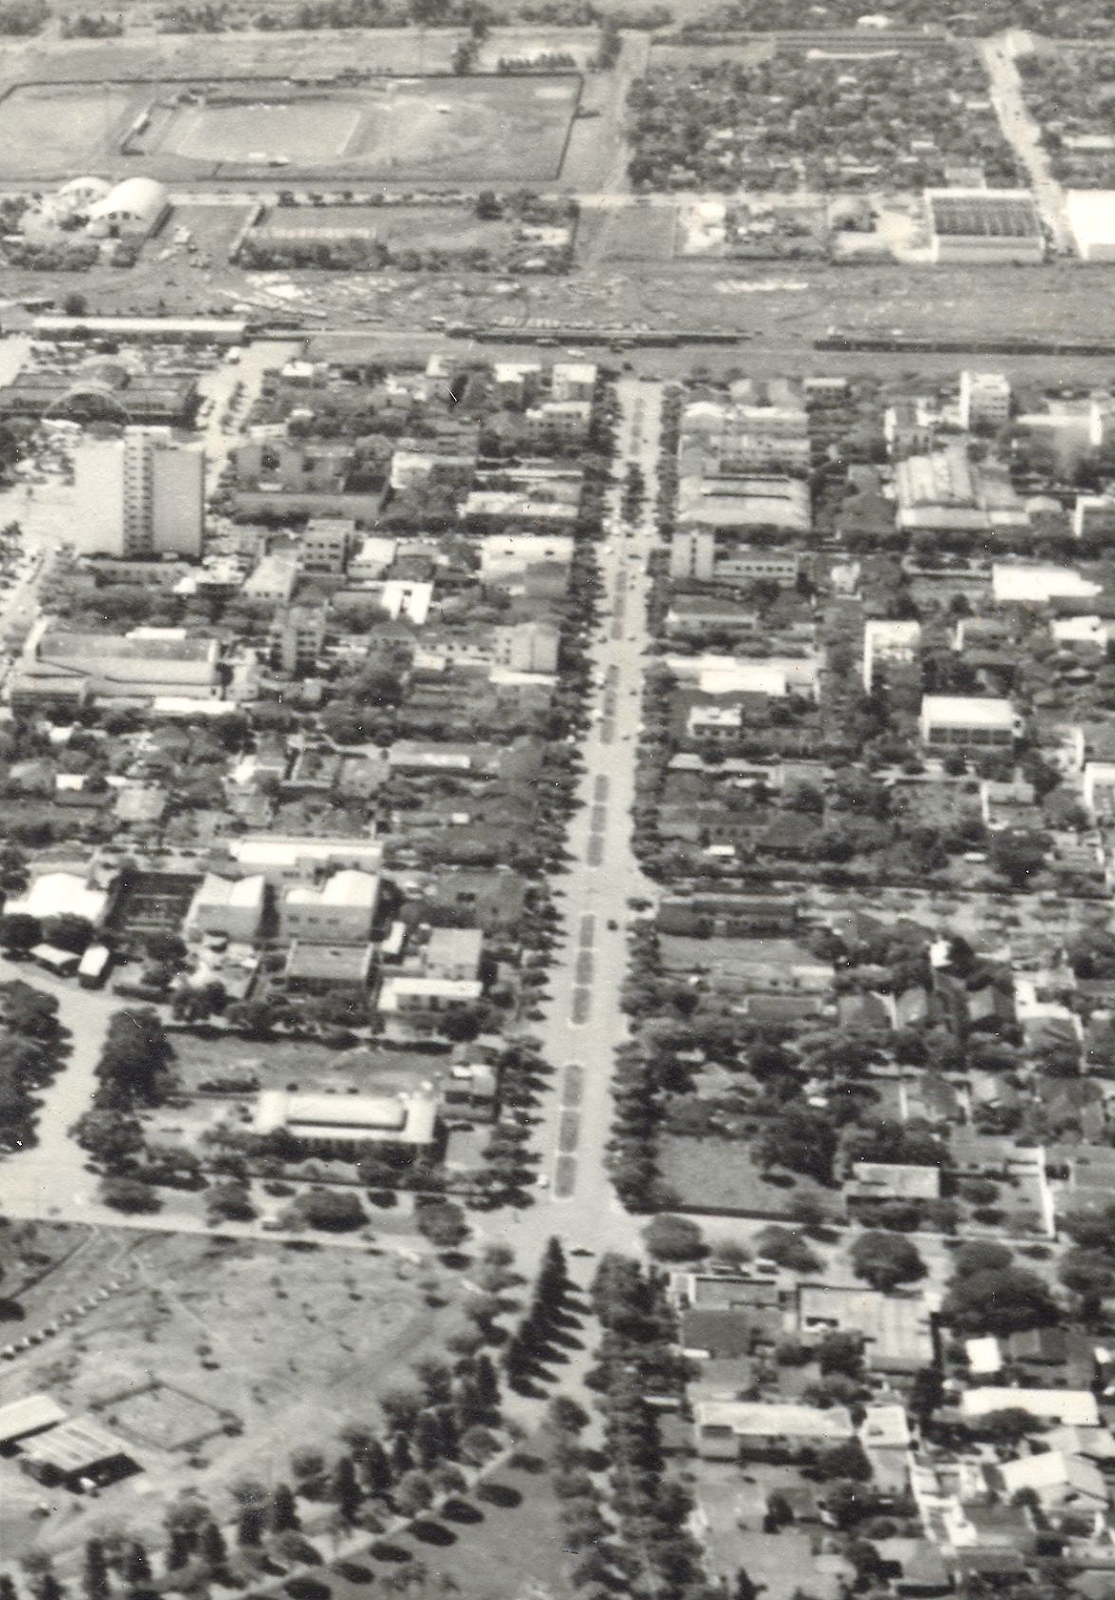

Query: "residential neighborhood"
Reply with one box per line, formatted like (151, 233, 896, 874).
(5, 0, 1115, 1597)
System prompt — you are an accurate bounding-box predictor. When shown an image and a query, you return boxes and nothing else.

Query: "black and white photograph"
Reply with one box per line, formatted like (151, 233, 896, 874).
(0, 3, 1113, 1599)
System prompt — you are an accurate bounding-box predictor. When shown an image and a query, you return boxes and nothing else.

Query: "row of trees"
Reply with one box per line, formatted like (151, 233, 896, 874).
(504, 1235, 572, 1382)
(585, 1255, 715, 1600)
(0, 979, 67, 1157)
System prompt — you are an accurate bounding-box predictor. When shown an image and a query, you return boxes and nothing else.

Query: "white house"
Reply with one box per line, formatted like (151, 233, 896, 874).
(281, 870, 379, 945)
(919, 695, 1016, 748)
(186, 873, 266, 944)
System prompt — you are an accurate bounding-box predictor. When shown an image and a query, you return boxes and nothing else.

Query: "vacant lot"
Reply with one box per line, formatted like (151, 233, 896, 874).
(589, 205, 678, 262)
(661, 1132, 830, 1217)
(254, 202, 528, 257)
(169, 1029, 449, 1095)
(170, 201, 256, 261)
(696, 1464, 825, 1591)
(0, 82, 134, 174)
(0, 1232, 462, 1564)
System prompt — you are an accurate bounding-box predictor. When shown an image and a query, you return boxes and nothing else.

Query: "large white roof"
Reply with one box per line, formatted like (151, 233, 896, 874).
(960, 1387, 1100, 1427)
(921, 694, 1015, 728)
(6, 872, 107, 925)
(230, 835, 383, 870)
(695, 1400, 853, 1439)
(58, 175, 112, 203)
(1066, 189, 1115, 249)
(0, 1393, 66, 1445)
(992, 562, 1102, 604)
(254, 1089, 438, 1145)
(284, 870, 378, 909)
(89, 177, 169, 222)
(195, 872, 265, 909)
(998, 1450, 1106, 1502)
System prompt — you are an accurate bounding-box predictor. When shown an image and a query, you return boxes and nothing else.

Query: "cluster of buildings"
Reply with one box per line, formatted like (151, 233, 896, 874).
(0, 338, 608, 1175)
(677, 380, 813, 545)
(635, 362, 1115, 1591)
(651, 364, 1115, 888)
(20, 175, 172, 246)
(672, 1258, 1115, 1590)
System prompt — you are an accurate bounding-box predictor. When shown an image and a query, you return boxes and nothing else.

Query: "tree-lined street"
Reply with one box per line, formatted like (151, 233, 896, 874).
(495, 376, 664, 1266)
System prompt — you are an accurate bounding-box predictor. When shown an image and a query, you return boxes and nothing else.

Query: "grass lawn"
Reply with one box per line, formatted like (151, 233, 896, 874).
(352, 1437, 575, 1600)
(169, 1030, 449, 1096)
(660, 1133, 830, 1218)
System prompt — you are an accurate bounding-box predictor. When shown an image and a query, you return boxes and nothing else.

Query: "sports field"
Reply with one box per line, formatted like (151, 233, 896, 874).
(0, 82, 133, 174)
(0, 74, 583, 182)
(170, 98, 364, 164)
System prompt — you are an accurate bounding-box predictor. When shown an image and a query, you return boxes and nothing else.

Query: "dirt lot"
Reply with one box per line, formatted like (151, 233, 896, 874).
(253, 202, 527, 257)
(585, 204, 679, 262)
(695, 1463, 829, 1591)
(0, 1230, 463, 1566)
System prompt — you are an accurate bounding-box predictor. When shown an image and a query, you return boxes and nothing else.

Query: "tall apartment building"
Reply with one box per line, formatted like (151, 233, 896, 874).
(301, 516, 354, 574)
(670, 530, 716, 581)
(959, 371, 1011, 432)
(272, 605, 327, 674)
(73, 428, 204, 558)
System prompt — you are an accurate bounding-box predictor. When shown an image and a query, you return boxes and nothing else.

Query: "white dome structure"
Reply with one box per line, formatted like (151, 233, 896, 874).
(86, 177, 170, 239)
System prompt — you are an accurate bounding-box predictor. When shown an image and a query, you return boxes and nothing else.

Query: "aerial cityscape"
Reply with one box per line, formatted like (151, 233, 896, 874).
(5, 3, 1115, 1600)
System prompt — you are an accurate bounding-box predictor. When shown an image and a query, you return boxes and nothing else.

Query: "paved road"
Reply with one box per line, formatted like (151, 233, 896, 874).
(0, 383, 666, 1270)
(0, 958, 121, 1222)
(491, 377, 664, 1268)
(982, 31, 1072, 253)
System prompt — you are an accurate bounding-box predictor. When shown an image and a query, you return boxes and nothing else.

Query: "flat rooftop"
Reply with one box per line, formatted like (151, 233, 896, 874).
(254, 1089, 438, 1145)
(41, 630, 215, 663)
(921, 693, 1015, 726)
(927, 190, 1041, 238)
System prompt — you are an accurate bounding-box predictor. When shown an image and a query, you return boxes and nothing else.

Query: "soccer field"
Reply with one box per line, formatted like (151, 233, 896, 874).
(169, 99, 364, 164)
(157, 77, 583, 181)
(0, 73, 583, 182)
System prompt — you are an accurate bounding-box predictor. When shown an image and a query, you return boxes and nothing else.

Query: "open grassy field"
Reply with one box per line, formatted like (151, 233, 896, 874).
(253, 202, 525, 256)
(0, 1231, 463, 1565)
(0, 82, 132, 173)
(188, 1428, 579, 1600)
(168, 1029, 449, 1095)
(660, 1132, 831, 1217)
(0, 72, 582, 181)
